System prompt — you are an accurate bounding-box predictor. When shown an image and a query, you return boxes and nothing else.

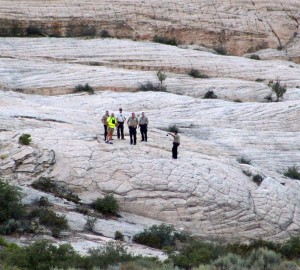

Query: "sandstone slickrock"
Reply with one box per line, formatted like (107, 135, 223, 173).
(0, 0, 300, 57)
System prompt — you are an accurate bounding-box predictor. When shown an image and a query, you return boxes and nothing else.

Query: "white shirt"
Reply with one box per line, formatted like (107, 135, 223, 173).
(116, 113, 126, 122)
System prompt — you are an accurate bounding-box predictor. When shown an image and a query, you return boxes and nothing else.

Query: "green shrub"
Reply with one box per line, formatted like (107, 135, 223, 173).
(87, 242, 134, 269)
(188, 69, 209, 79)
(32, 177, 80, 203)
(214, 47, 227, 55)
(268, 80, 287, 102)
(203, 90, 217, 99)
(153, 36, 177, 46)
(283, 165, 300, 180)
(212, 253, 247, 270)
(38, 196, 50, 207)
(28, 208, 68, 236)
(252, 174, 264, 185)
(115, 230, 125, 241)
(237, 156, 251, 165)
(26, 26, 43, 36)
(18, 134, 32, 145)
(168, 124, 179, 133)
(280, 236, 300, 259)
(133, 224, 176, 250)
(0, 179, 26, 234)
(91, 194, 119, 216)
(156, 70, 167, 91)
(250, 54, 261, 60)
(233, 99, 242, 103)
(85, 216, 97, 232)
(138, 81, 166, 92)
(245, 248, 282, 269)
(255, 78, 265, 82)
(74, 83, 94, 94)
(100, 29, 110, 38)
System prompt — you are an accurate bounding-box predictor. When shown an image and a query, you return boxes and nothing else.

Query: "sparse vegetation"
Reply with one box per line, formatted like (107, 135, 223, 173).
(255, 78, 265, 82)
(237, 156, 252, 165)
(252, 174, 264, 185)
(115, 230, 125, 241)
(156, 70, 167, 91)
(168, 124, 179, 133)
(85, 216, 97, 232)
(18, 134, 32, 145)
(250, 54, 261, 60)
(100, 29, 110, 38)
(233, 99, 242, 103)
(188, 69, 209, 79)
(283, 165, 300, 180)
(26, 26, 44, 36)
(214, 46, 227, 55)
(138, 81, 166, 92)
(203, 90, 218, 99)
(268, 80, 287, 102)
(74, 83, 94, 94)
(91, 194, 120, 216)
(153, 35, 177, 46)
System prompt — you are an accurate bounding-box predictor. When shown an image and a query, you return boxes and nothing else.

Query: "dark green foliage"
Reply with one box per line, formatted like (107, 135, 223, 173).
(115, 230, 125, 241)
(86, 242, 134, 269)
(168, 124, 179, 133)
(188, 69, 209, 79)
(138, 81, 166, 92)
(100, 29, 110, 38)
(250, 54, 261, 60)
(256, 78, 265, 82)
(26, 26, 43, 36)
(0, 240, 81, 270)
(212, 253, 247, 270)
(203, 90, 218, 99)
(91, 194, 120, 216)
(133, 224, 176, 249)
(233, 99, 242, 103)
(214, 46, 227, 55)
(280, 236, 300, 259)
(171, 239, 225, 269)
(18, 134, 31, 145)
(38, 196, 50, 207)
(245, 248, 282, 270)
(28, 208, 68, 236)
(74, 83, 94, 94)
(268, 80, 287, 102)
(32, 177, 80, 203)
(237, 156, 251, 165)
(0, 179, 26, 235)
(252, 174, 264, 186)
(283, 165, 300, 180)
(153, 35, 177, 46)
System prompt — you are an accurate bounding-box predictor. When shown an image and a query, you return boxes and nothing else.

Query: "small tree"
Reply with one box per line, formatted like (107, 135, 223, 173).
(156, 70, 167, 91)
(268, 80, 287, 102)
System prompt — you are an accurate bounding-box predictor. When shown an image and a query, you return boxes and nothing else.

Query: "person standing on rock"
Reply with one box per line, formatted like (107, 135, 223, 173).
(101, 110, 109, 141)
(167, 131, 180, 159)
(127, 112, 139, 145)
(139, 112, 148, 142)
(116, 108, 126, 140)
(106, 112, 117, 144)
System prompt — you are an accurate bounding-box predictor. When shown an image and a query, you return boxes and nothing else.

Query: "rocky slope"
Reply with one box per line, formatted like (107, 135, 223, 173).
(0, 0, 300, 58)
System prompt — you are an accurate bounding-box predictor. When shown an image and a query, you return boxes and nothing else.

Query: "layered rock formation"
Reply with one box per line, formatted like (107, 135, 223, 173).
(0, 0, 300, 57)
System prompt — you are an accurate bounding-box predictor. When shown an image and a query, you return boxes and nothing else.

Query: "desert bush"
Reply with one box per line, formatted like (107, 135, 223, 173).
(188, 69, 209, 79)
(26, 26, 43, 36)
(280, 235, 300, 259)
(138, 81, 166, 92)
(268, 80, 287, 102)
(74, 83, 94, 94)
(157, 70, 167, 91)
(85, 216, 97, 232)
(91, 194, 120, 216)
(233, 99, 242, 103)
(237, 156, 251, 165)
(252, 174, 264, 186)
(38, 196, 50, 207)
(133, 224, 176, 250)
(115, 230, 125, 241)
(283, 165, 300, 180)
(0, 179, 26, 235)
(100, 29, 110, 38)
(255, 78, 265, 82)
(214, 47, 227, 55)
(18, 133, 31, 145)
(86, 242, 134, 269)
(28, 208, 68, 236)
(32, 177, 80, 203)
(171, 239, 225, 269)
(153, 36, 177, 46)
(212, 253, 247, 270)
(203, 90, 217, 99)
(250, 54, 260, 60)
(245, 248, 282, 270)
(168, 124, 179, 133)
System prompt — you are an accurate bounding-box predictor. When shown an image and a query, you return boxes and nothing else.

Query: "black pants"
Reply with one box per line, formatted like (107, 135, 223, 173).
(129, 127, 137, 144)
(117, 122, 124, 139)
(140, 124, 147, 141)
(172, 142, 180, 159)
(103, 125, 107, 140)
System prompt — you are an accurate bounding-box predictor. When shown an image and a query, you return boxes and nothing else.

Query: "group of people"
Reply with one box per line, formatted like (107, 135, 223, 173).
(101, 108, 149, 145)
(101, 108, 180, 159)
